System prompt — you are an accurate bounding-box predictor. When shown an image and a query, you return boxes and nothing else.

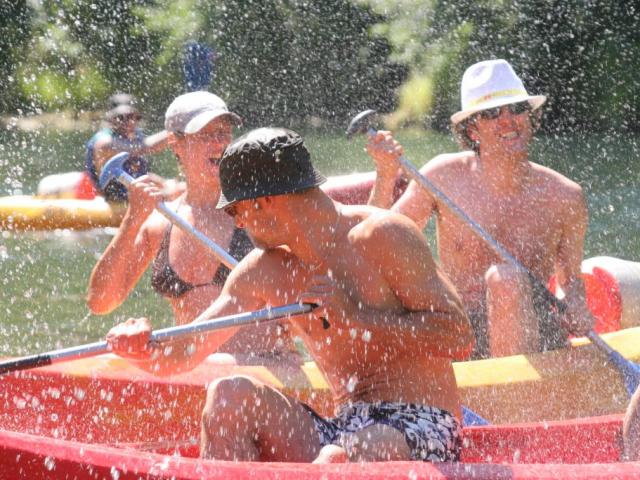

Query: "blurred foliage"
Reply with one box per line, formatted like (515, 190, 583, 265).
(140, 0, 406, 125)
(1, 0, 638, 133)
(0, 1, 33, 112)
(361, 0, 640, 133)
(3, 0, 404, 127)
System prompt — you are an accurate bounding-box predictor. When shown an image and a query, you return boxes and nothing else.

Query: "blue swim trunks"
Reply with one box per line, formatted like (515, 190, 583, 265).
(302, 401, 462, 462)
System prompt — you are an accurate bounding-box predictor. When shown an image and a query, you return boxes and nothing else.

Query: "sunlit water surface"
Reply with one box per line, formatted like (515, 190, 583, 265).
(0, 128, 639, 355)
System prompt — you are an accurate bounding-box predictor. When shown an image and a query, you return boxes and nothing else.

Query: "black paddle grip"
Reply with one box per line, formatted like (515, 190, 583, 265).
(0, 354, 52, 376)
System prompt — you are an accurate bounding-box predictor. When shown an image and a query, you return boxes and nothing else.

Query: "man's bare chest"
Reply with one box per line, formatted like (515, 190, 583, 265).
(436, 188, 563, 260)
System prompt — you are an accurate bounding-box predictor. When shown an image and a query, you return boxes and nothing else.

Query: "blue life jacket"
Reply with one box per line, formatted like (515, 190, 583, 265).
(85, 127, 149, 201)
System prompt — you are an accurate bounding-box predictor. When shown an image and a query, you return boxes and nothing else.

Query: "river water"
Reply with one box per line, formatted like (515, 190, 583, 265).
(0, 127, 639, 355)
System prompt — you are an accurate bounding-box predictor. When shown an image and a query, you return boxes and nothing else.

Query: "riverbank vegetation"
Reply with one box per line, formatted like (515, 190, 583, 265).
(2, 1, 638, 134)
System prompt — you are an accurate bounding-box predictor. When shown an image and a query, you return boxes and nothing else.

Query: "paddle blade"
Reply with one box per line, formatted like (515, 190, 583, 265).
(462, 406, 490, 426)
(99, 152, 131, 189)
(183, 41, 216, 92)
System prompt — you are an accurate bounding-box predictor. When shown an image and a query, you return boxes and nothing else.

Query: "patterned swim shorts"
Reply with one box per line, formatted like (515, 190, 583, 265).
(302, 401, 462, 462)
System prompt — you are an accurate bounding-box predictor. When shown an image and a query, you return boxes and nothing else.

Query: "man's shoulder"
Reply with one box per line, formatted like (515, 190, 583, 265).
(421, 151, 476, 175)
(346, 205, 423, 243)
(236, 245, 297, 276)
(530, 162, 584, 198)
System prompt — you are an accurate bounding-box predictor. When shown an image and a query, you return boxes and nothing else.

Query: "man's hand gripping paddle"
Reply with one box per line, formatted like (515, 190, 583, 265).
(0, 303, 316, 376)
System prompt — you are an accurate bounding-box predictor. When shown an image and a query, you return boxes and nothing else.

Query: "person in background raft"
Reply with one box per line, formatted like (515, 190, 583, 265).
(88, 93, 300, 365)
(105, 127, 474, 463)
(623, 385, 640, 461)
(85, 93, 176, 201)
(366, 59, 594, 359)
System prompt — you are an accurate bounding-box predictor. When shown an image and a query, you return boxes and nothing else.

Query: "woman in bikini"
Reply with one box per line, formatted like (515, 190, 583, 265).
(87, 91, 297, 363)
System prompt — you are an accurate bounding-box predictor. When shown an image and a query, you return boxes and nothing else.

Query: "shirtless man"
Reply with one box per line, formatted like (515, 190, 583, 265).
(106, 127, 474, 462)
(367, 59, 593, 358)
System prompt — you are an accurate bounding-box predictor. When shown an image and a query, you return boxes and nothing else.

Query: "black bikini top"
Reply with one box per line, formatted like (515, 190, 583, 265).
(151, 225, 254, 298)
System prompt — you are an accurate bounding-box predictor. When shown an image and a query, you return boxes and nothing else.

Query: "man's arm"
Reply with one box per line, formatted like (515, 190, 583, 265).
(92, 130, 169, 173)
(366, 130, 403, 209)
(367, 214, 474, 359)
(306, 212, 474, 360)
(141, 130, 169, 155)
(623, 385, 640, 461)
(554, 186, 594, 335)
(366, 132, 439, 228)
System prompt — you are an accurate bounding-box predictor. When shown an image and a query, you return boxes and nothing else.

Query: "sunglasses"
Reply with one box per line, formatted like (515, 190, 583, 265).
(115, 114, 141, 122)
(476, 101, 531, 120)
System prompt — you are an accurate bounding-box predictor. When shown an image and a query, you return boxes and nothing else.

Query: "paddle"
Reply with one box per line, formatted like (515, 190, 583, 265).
(347, 109, 640, 397)
(0, 303, 314, 376)
(99, 152, 238, 270)
(587, 330, 640, 396)
(183, 41, 217, 92)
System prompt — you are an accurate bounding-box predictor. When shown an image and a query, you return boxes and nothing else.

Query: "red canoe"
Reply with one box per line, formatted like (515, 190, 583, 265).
(1, 356, 639, 479)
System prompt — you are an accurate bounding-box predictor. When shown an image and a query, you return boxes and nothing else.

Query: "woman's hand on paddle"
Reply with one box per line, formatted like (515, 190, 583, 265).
(366, 130, 403, 180)
(106, 317, 153, 360)
(299, 273, 353, 328)
(127, 174, 165, 218)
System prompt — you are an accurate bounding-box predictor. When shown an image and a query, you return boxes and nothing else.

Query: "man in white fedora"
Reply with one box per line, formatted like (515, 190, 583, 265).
(366, 59, 594, 358)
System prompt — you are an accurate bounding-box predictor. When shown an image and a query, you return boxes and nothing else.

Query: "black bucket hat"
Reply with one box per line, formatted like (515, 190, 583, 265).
(216, 128, 326, 209)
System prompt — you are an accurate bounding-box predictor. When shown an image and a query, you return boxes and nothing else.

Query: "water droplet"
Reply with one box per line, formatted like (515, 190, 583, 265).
(44, 456, 55, 471)
(346, 375, 358, 392)
(513, 448, 521, 463)
(110, 466, 120, 479)
(74, 387, 86, 400)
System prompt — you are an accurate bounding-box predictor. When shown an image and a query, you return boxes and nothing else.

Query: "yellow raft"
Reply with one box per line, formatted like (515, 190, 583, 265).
(0, 195, 126, 231)
(27, 326, 640, 425)
(0, 170, 380, 231)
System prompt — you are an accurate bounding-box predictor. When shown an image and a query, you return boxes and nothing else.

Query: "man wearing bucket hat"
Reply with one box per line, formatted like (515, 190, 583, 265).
(85, 93, 172, 201)
(105, 127, 474, 463)
(367, 59, 594, 358)
(90, 95, 301, 364)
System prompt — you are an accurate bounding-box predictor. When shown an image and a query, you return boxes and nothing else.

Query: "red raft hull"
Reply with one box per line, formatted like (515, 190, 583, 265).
(1, 415, 637, 479)
(1, 357, 639, 479)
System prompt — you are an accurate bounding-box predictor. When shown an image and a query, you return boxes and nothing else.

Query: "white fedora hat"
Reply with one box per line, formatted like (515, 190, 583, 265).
(451, 59, 546, 125)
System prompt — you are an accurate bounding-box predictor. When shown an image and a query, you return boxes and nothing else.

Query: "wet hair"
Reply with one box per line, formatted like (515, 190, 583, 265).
(451, 105, 543, 154)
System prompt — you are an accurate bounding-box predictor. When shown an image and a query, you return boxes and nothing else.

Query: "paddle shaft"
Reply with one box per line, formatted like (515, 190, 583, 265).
(116, 170, 238, 270)
(367, 127, 564, 312)
(0, 303, 313, 376)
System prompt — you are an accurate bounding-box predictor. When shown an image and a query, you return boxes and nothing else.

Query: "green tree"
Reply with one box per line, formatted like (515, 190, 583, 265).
(0, 1, 34, 111)
(143, 0, 406, 126)
(361, 0, 640, 133)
